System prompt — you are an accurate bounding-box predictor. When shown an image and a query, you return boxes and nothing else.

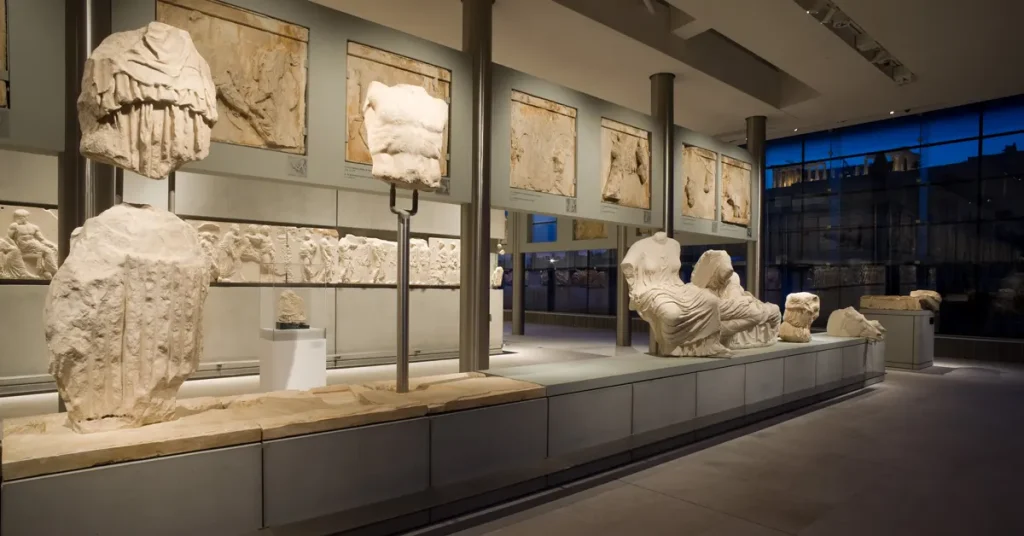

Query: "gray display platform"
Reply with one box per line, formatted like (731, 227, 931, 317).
(863, 309, 935, 370)
(0, 336, 885, 536)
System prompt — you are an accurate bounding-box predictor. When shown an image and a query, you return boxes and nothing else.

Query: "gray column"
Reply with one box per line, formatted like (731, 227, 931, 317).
(510, 212, 526, 335)
(459, 0, 493, 372)
(745, 116, 766, 299)
(615, 225, 631, 347)
(59, 0, 116, 264)
(649, 73, 675, 354)
(651, 73, 675, 238)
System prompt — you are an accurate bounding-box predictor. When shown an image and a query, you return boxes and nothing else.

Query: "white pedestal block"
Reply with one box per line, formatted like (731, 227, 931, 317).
(862, 310, 934, 370)
(259, 329, 328, 392)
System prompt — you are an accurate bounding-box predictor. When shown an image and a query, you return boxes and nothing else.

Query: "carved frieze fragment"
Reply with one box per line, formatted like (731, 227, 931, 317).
(721, 156, 752, 226)
(510, 90, 576, 197)
(1, 205, 58, 280)
(682, 146, 717, 221)
(157, 0, 308, 154)
(600, 118, 650, 209)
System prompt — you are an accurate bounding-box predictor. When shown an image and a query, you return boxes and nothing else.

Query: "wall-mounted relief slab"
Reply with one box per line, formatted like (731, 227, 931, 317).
(345, 42, 451, 177)
(600, 118, 649, 210)
(510, 90, 577, 197)
(188, 220, 337, 283)
(573, 220, 607, 241)
(721, 155, 751, 227)
(156, 0, 309, 154)
(428, 237, 460, 286)
(0, 204, 57, 280)
(682, 146, 717, 221)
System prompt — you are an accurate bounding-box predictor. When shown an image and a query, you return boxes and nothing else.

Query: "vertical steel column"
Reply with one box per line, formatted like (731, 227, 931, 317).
(649, 73, 675, 354)
(459, 0, 493, 371)
(391, 187, 417, 393)
(746, 116, 767, 299)
(615, 225, 632, 347)
(59, 0, 115, 265)
(511, 212, 526, 335)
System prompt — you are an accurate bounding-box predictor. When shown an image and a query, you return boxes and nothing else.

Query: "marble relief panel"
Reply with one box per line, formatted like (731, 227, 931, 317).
(0, 205, 58, 280)
(721, 156, 752, 226)
(600, 118, 650, 209)
(682, 146, 717, 221)
(510, 90, 576, 197)
(157, 0, 309, 154)
(345, 42, 451, 176)
(573, 220, 607, 241)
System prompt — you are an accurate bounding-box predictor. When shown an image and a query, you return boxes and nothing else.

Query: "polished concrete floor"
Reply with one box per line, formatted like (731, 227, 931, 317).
(447, 359, 1024, 536)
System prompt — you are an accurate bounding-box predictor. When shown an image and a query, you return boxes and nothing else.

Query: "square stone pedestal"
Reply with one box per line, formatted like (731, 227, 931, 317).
(259, 328, 328, 391)
(862, 310, 934, 370)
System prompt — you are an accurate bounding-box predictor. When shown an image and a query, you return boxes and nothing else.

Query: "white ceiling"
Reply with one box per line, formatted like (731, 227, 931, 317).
(317, 0, 1024, 142)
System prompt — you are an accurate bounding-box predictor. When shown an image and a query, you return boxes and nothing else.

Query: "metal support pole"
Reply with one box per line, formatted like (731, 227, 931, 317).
(459, 0, 493, 372)
(168, 172, 176, 213)
(390, 186, 418, 393)
(745, 116, 767, 299)
(616, 225, 632, 347)
(649, 72, 675, 354)
(511, 212, 525, 335)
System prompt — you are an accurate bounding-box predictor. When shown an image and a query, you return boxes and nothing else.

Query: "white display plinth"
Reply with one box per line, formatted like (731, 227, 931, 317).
(259, 328, 328, 392)
(862, 309, 934, 370)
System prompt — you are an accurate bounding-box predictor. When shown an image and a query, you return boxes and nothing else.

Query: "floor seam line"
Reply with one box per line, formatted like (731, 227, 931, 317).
(620, 480, 798, 535)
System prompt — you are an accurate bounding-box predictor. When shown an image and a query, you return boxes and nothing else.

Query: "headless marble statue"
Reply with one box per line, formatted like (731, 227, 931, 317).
(691, 250, 780, 349)
(621, 232, 729, 357)
(779, 292, 820, 343)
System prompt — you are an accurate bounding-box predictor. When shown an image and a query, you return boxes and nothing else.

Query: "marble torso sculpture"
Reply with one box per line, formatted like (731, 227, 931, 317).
(8, 209, 58, 279)
(621, 233, 728, 357)
(277, 290, 308, 329)
(78, 22, 217, 179)
(826, 307, 885, 341)
(361, 81, 449, 190)
(45, 205, 210, 433)
(779, 292, 820, 343)
(692, 250, 780, 349)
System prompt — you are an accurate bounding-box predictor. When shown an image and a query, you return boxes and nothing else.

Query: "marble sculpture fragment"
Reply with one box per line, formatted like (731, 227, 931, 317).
(682, 146, 717, 220)
(45, 205, 210, 433)
(826, 307, 885, 341)
(510, 90, 577, 196)
(860, 295, 924, 311)
(721, 156, 752, 226)
(276, 290, 308, 329)
(78, 22, 218, 179)
(779, 292, 820, 343)
(347, 42, 451, 176)
(621, 232, 729, 357)
(362, 81, 450, 191)
(692, 250, 780, 349)
(600, 118, 650, 209)
(157, 0, 308, 154)
(4, 208, 59, 280)
(339, 234, 374, 284)
(410, 238, 431, 285)
(910, 289, 942, 311)
(491, 266, 504, 288)
(573, 220, 608, 240)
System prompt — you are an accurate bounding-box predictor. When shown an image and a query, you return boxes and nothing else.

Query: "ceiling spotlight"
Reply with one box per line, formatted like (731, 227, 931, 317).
(889, 110, 895, 115)
(806, 10, 810, 13)
(794, 128, 799, 132)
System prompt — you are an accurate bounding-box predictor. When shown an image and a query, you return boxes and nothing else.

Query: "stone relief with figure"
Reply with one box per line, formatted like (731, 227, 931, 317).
(1, 206, 59, 280)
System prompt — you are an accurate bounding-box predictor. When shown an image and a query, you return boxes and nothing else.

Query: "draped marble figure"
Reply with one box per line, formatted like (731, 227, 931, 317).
(692, 250, 780, 349)
(779, 292, 820, 343)
(621, 233, 729, 357)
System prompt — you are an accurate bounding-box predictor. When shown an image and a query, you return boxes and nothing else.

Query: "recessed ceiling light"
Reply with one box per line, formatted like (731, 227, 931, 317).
(793, 128, 799, 132)
(806, 10, 810, 13)
(889, 110, 895, 115)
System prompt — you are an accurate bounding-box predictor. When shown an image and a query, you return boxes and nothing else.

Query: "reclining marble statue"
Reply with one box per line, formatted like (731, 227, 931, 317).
(826, 307, 886, 341)
(779, 292, 820, 343)
(691, 250, 781, 349)
(621, 233, 729, 357)
(44, 23, 218, 433)
(78, 22, 218, 179)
